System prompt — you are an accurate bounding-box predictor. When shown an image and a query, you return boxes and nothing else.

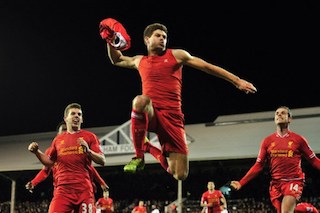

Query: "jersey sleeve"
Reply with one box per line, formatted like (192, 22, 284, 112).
(31, 167, 52, 186)
(239, 139, 266, 186)
(90, 165, 107, 186)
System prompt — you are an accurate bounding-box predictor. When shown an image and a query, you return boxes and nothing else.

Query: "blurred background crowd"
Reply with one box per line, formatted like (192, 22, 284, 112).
(1, 159, 319, 212)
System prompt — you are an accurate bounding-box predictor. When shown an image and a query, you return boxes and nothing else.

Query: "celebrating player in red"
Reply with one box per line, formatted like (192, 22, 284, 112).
(100, 19, 257, 181)
(27, 122, 108, 196)
(96, 190, 114, 213)
(28, 103, 106, 213)
(132, 200, 147, 213)
(25, 121, 67, 193)
(200, 181, 227, 213)
(231, 106, 320, 213)
(295, 202, 319, 213)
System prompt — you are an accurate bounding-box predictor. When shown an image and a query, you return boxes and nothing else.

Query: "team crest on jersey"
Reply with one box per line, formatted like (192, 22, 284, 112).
(288, 141, 293, 148)
(79, 146, 84, 154)
(271, 142, 275, 147)
(288, 150, 294, 157)
(60, 140, 65, 144)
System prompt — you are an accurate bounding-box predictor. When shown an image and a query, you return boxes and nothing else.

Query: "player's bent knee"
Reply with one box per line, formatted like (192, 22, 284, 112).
(132, 95, 150, 111)
(173, 171, 188, 181)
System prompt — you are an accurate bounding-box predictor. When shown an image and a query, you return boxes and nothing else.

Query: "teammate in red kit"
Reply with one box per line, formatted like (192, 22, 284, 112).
(200, 181, 227, 213)
(295, 202, 319, 213)
(25, 148, 58, 194)
(28, 103, 106, 213)
(96, 190, 114, 213)
(26, 121, 109, 195)
(231, 106, 320, 213)
(100, 19, 257, 180)
(132, 200, 147, 213)
(25, 121, 67, 193)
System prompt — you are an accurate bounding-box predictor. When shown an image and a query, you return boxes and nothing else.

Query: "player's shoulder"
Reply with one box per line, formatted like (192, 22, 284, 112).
(80, 129, 99, 139)
(171, 48, 192, 63)
(289, 131, 309, 144)
(202, 190, 209, 195)
(262, 132, 276, 143)
(80, 129, 96, 135)
(171, 48, 189, 56)
(288, 130, 304, 138)
(215, 189, 223, 194)
(53, 132, 65, 139)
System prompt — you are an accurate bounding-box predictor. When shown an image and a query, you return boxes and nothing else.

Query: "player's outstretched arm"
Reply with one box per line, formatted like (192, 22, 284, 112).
(28, 142, 54, 167)
(230, 161, 264, 191)
(173, 49, 257, 94)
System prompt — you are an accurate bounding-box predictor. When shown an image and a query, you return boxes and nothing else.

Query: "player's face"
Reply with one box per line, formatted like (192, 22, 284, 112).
(207, 181, 215, 190)
(64, 108, 83, 131)
(274, 108, 291, 125)
(103, 191, 109, 198)
(147, 29, 167, 51)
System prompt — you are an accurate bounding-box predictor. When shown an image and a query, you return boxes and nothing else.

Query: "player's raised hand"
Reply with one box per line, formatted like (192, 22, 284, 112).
(230, 181, 242, 191)
(101, 184, 109, 192)
(28, 142, 39, 153)
(235, 78, 257, 94)
(99, 18, 131, 51)
(99, 20, 116, 42)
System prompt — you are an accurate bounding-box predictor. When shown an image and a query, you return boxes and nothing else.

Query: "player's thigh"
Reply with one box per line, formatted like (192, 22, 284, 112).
(49, 194, 74, 213)
(281, 195, 296, 213)
(78, 191, 96, 213)
(168, 153, 188, 171)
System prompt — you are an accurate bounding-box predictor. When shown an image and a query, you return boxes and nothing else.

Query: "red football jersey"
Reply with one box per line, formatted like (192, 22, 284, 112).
(48, 130, 103, 192)
(138, 49, 182, 110)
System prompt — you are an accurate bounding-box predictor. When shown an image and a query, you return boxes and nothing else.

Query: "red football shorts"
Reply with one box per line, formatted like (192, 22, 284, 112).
(148, 108, 188, 156)
(269, 179, 304, 209)
(49, 188, 96, 213)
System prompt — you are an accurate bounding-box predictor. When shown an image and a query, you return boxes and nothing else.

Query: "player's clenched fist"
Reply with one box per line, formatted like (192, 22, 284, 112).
(28, 142, 39, 153)
(77, 137, 91, 153)
(230, 181, 242, 190)
(25, 181, 35, 193)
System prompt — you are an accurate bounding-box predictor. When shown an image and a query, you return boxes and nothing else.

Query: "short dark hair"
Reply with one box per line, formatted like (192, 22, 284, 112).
(143, 23, 168, 38)
(64, 103, 82, 117)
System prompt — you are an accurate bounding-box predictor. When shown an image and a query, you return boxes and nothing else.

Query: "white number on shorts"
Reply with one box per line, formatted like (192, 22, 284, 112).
(81, 203, 93, 213)
(289, 183, 299, 192)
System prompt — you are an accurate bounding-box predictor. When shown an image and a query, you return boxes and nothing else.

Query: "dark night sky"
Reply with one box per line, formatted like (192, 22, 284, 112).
(0, 1, 319, 136)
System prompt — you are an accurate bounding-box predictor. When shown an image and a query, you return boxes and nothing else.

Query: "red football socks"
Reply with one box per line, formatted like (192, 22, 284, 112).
(131, 110, 148, 159)
(143, 142, 169, 173)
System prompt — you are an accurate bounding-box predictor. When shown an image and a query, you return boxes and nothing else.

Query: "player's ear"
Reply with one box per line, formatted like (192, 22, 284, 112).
(144, 36, 149, 46)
